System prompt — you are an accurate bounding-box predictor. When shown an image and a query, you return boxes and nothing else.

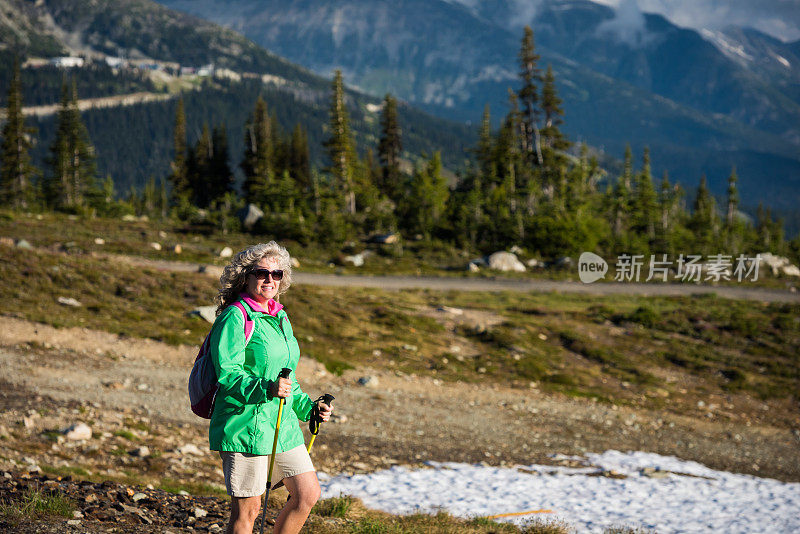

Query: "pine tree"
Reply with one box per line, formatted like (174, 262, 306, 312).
(46, 80, 97, 210)
(187, 123, 213, 207)
(632, 147, 657, 244)
(403, 152, 448, 239)
(724, 167, 744, 254)
(517, 26, 543, 166)
(207, 125, 234, 205)
(324, 70, 357, 214)
(168, 97, 189, 204)
(241, 97, 272, 206)
(1, 58, 38, 209)
(688, 175, 717, 255)
(288, 123, 311, 193)
(725, 167, 739, 227)
(377, 94, 402, 201)
(540, 65, 568, 152)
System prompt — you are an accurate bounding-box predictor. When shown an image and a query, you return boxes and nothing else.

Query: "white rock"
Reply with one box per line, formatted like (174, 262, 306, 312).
(468, 262, 480, 272)
(94, 238, 105, 245)
(358, 376, 379, 388)
(72, 510, 84, 518)
(526, 258, 543, 268)
(149, 242, 162, 251)
(131, 446, 150, 458)
(122, 214, 137, 221)
(194, 507, 208, 518)
(57, 296, 82, 307)
(132, 493, 147, 502)
(15, 239, 32, 249)
(782, 264, 800, 277)
(66, 519, 81, 526)
(488, 251, 526, 272)
(344, 253, 364, 267)
(292, 257, 300, 268)
(63, 423, 92, 441)
(173, 244, 182, 254)
(178, 444, 204, 456)
(159, 231, 168, 239)
(219, 247, 233, 258)
(191, 306, 217, 324)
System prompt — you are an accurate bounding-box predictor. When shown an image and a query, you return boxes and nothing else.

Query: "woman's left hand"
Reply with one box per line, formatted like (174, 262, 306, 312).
(317, 400, 333, 422)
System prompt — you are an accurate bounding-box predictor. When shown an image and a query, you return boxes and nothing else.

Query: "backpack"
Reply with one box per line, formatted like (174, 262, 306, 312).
(188, 301, 254, 418)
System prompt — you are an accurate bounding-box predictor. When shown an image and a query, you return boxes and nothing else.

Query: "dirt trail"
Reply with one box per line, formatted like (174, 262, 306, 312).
(1, 317, 798, 484)
(108, 255, 800, 303)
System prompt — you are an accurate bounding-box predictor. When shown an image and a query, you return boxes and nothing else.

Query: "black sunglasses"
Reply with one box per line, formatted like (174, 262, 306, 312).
(251, 268, 284, 281)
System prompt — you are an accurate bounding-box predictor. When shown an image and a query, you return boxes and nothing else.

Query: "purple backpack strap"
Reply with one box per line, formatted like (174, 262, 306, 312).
(232, 301, 255, 345)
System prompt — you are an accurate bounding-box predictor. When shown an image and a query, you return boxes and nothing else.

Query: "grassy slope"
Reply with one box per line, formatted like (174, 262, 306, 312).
(1, 213, 798, 428)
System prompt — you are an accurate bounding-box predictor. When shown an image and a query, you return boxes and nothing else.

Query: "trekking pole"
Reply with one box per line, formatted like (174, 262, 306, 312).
(259, 367, 292, 534)
(307, 394, 335, 454)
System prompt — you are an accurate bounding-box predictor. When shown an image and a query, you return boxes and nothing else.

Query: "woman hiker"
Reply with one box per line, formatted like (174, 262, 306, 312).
(207, 242, 333, 534)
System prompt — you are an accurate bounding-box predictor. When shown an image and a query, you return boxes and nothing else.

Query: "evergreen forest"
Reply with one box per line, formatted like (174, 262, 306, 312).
(2, 28, 798, 265)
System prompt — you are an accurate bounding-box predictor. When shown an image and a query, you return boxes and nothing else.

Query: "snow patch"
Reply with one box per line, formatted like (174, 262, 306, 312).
(775, 54, 791, 68)
(320, 450, 800, 533)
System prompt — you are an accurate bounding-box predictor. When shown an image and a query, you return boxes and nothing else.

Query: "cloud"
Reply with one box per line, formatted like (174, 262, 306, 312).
(593, 0, 800, 42)
(596, 0, 648, 45)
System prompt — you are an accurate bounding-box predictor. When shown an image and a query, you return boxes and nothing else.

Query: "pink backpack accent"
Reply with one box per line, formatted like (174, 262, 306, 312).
(188, 301, 254, 418)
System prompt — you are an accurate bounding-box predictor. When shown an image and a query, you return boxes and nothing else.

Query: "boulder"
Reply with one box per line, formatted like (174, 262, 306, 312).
(63, 423, 92, 441)
(343, 253, 365, 267)
(526, 258, 543, 268)
(178, 444, 204, 456)
(131, 446, 150, 458)
(15, 238, 32, 249)
(237, 203, 264, 231)
(783, 265, 800, 277)
(488, 251, 526, 272)
(190, 306, 217, 324)
(93, 238, 105, 245)
(173, 244, 182, 254)
(366, 233, 399, 244)
(57, 296, 82, 307)
(219, 246, 233, 258)
(0, 237, 14, 247)
(149, 242, 162, 251)
(357, 376, 379, 388)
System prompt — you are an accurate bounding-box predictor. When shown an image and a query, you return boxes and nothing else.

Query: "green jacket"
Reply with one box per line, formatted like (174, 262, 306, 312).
(208, 300, 315, 454)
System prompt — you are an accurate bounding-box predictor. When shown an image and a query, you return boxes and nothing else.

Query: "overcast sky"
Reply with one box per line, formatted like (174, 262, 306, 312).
(590, 0, 800, 41)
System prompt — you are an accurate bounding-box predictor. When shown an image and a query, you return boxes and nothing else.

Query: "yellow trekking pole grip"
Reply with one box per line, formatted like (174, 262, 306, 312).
(260, 367, 292, 534)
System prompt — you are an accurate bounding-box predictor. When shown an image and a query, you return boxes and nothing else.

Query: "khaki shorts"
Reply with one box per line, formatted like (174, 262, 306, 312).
(219, 446, 315, 498)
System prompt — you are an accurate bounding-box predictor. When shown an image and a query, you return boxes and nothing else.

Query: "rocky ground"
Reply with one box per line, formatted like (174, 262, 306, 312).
(0, 316, 798, 532)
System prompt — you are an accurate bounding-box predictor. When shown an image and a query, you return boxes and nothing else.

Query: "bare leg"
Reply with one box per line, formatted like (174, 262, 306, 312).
(272, 471, 320, 534)
(226, 495, 262, 534)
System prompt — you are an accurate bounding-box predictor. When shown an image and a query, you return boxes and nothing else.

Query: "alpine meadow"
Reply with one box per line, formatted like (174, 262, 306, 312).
(0, 0, 799, 533)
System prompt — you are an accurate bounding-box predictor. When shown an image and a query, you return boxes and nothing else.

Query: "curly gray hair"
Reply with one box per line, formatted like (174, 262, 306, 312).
(214, 241, 293, 315)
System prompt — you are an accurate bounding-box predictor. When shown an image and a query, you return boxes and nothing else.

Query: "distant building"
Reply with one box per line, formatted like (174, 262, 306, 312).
(197, 64, 214, 77)
(50, 57, 84, 68)
(104, 57, 126, 68)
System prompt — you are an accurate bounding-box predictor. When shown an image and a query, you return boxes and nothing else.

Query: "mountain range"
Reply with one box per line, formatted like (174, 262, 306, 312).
(156, 0, 800, 219)
(0, 0, 476, 192)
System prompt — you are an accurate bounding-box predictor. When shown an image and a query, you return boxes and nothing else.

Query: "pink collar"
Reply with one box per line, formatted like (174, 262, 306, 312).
(239, 293, 284, 316)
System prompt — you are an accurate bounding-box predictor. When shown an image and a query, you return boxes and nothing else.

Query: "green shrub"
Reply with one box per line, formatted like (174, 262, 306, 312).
(313, 495, 354, 518)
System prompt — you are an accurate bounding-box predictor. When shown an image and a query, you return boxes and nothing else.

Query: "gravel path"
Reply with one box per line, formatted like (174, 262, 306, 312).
(108, 255, 800, 303)
(1, 317, 797, 483)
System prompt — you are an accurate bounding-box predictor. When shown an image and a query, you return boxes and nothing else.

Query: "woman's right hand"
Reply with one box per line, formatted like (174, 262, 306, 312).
(271, 377, 291, 399)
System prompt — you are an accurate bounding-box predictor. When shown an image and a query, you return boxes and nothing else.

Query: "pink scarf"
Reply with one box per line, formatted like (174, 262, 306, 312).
(239, 293, 284, 316)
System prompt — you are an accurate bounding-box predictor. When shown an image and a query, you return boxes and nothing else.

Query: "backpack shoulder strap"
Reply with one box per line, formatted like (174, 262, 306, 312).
(232, 301, 255, 346)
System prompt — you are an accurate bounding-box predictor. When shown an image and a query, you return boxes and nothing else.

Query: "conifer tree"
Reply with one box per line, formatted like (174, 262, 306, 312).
(168, 97, 189, 204)
(725, 167, 739, 227)
(288, 123, 311, 193)
(187, 123, 213, 207)
(324, 70, 357, 214)
(377, 94, 402, 201)
(46, 80, 97, 210)
(476, 105, 495, 192)
(241, 97, 272, 206)
(688, 175, 717, 254)
(632, 147, 657, 243)
(403, 152, 448, 240)
(208, 125, 234, 204)
(1, 58, 37, 209)
(540, 65, 568, 152)
(517, 26, 543, 166)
